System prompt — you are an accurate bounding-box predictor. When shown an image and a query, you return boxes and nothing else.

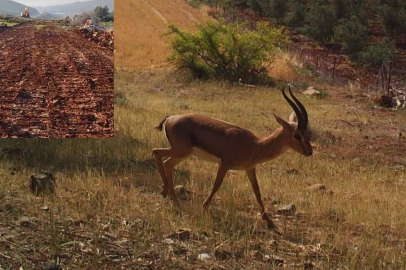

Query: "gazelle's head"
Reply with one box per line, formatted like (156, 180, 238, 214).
(274, 86, 313, 157)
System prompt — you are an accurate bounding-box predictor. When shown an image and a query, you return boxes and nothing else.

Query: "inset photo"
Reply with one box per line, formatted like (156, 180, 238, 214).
(0, 0, 114, 138)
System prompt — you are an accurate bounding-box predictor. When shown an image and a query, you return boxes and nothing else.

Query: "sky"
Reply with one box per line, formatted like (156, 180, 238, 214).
(14, 0, 93, 7)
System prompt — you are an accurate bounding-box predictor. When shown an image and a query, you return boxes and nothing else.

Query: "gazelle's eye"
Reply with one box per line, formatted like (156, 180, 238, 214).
(294, 134, 302, 141)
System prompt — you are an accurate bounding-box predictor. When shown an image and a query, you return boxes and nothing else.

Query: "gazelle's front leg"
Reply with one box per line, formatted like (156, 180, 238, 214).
(163, 157, 184, 207)
(246, 168, 276, 229)
(203, 165, 228, 209)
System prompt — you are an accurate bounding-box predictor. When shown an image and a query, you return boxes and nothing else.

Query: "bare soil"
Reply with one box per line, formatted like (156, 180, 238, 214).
(0, 21, 114, 138)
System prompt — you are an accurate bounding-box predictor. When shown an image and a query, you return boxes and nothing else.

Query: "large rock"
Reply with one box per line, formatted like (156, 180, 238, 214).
(303, 86, 321, 97)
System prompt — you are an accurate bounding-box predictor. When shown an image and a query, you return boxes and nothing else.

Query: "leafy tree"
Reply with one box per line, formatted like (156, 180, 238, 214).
(303, 3, 336, 43)
(270, 0, 287, 21)
(168, 21, 288, 84)
(94, 5, 113, 22)
(335, 16, 369, 54)
(285, 1, 306, 28)
(358, 38, 397, 68)
(380, 4, 406, 37)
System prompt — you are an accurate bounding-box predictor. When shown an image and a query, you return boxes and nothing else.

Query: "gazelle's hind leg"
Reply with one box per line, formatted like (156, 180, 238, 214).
(152, 148, 171, 197)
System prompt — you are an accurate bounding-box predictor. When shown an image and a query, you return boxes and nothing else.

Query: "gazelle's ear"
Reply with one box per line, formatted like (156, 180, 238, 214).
(288, 112, 297, 123)
(273, 113, 292, 130)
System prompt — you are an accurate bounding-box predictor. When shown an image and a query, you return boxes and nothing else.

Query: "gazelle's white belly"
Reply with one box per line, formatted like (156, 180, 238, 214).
(192, 147, 221, 164)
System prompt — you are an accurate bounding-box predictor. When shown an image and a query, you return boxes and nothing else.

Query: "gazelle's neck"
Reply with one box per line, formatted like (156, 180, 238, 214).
(255, 128, 290, 163)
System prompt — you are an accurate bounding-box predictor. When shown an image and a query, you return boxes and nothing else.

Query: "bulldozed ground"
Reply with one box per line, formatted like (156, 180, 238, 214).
(0, 19, 114, 138)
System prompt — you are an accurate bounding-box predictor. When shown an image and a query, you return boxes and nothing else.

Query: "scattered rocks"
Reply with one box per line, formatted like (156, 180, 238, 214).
(74, 28, 114, 50)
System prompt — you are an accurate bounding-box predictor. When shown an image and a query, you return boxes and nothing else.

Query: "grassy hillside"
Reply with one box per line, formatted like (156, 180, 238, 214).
(0, 0, 39, 16)
(115, 0, 212, 69)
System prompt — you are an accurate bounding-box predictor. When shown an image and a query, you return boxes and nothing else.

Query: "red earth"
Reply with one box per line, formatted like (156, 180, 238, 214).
(0, 22, 114, 138)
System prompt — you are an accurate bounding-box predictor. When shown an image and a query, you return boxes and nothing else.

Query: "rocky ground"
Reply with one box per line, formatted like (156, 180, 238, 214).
(0, 20, 114, 138)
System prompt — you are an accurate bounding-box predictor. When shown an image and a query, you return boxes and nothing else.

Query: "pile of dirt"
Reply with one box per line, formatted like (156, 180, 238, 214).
(0, 22, 114, 138)
(74, 28, 114, 50)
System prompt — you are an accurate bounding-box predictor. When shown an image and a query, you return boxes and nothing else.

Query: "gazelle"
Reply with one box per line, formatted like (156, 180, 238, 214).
(152, 87, 312, 229)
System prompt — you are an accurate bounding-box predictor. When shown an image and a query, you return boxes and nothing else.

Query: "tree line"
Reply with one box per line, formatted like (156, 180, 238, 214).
(195, 0, 405, 67)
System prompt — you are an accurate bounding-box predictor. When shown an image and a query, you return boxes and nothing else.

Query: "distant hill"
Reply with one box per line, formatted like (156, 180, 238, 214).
(36, 0, 114, 17)
(35, 12, 64, 20)
(0, 0, 40, 17)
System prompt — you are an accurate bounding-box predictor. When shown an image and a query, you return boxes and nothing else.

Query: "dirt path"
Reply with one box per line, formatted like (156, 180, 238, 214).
(0, 22, 114, 138)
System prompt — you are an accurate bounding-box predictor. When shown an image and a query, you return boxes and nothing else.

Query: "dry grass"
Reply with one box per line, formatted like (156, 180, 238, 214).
(2, 62, 406, 268)
(114, 0, 212, 69)
(1, 64, 406, 268)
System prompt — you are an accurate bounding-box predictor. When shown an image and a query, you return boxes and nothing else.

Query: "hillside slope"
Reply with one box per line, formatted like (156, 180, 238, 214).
(0, 0, 39, 16)
(115, 0, 212, 69)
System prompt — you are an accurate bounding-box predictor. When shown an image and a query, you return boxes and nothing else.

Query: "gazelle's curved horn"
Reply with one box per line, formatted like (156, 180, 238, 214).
(288, 86, 308, 128)
(282, 87, 305, 129)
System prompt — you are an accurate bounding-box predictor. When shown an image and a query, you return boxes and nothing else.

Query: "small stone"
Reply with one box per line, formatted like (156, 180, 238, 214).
(306, 184, 326, 192)
(303, 87, 321, 97)
(18, 216, 31, 227)
(214, 247, 232, 260)
(264, 254, 284, 265)
(167, 228, 191, 241)
(277, 204, 296, 215)
(198, 253, 211, 261)
(250, 250, 263, 260)
(174, 185, 193, 200)
(304, 261, 315, 269)
(40, 205, 49, 211)
(163, 238, 174, 245)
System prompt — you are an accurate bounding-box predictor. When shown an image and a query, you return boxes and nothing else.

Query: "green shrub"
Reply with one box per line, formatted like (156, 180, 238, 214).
(358, 38, 397, 68)
(303, 4, 336, 43)
(168, 21, 288, 84)
(270, 0, 288, 21)
(285, 2, 306, 28)
(335, 16, 369, 54)
(380, 4, 406, 36)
